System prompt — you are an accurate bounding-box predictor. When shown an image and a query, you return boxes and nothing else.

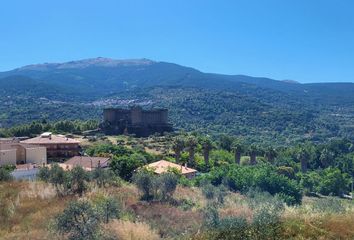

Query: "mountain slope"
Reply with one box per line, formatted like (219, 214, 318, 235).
(1, 57, 353, 104)
(0, 58, 353, 144)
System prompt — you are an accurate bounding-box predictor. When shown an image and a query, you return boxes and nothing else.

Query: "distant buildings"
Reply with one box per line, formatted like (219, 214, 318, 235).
(21, 132, 80, 158)
(145, 160, 197, 179)
(101, 106, 173, 137)
(0, 142, 47, 166)
(61, 156, 110, 171)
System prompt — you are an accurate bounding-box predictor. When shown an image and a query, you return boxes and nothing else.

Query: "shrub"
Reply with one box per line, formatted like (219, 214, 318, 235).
(277, 166, 295, 179)
(69, 166, 90, 196)
(37, 166, 50, 182)
(298, 171, 321, 195)
(203, 204, 220, 228)
(318, 168, 351, 196)
(216, 216, 249, 240)
(86, 143, 132, 157)
(202, 183, 227, 205)
(157, 173, 178, 201)
(38, 164, 93, 196)
(47, 163, 69, 195)
(251, 201, 283, 239)
(54, 200, 100, 240)
(110, 153, 147, 180)
(94, 196, 121, 224)
(178, 175, 193, 187)
(90, 168, 120, 187)
(133, 171, 179, 202)
(205, 164, 302, 205)
(0, 166, 13, 181)
(133, 171, 155, 200)
(202, 191, 284, 240)
(202, 183, 215, 200)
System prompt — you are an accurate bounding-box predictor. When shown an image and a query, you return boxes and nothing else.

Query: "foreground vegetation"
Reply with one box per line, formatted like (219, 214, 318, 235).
(0, 179, 353, 240)
(1, 120, 354, 239)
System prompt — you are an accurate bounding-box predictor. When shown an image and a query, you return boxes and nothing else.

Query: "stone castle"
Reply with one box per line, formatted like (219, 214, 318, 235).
(101, 106, 173, 137)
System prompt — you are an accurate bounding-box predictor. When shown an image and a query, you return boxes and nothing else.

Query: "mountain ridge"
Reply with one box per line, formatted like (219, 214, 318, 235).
(1, 57, 354, 105)
(0, 57, 353, 144)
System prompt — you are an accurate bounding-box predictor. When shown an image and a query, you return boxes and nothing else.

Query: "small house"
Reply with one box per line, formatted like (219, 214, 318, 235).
(145, 160, 197, 179)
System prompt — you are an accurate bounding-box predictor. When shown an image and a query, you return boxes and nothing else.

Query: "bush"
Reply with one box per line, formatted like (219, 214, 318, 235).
(85, 143, 132, 157)
(91, 168, 120, 187)
(277, 166, 295, 179)
(133, 171, 155, 200)
(110, 153, 147, 180)
(69, 166, 90, 196)
(37, 166, 50, 182)
(203, 189, 284, 240)
(133, 171, 179, 202)
(94, 196, 121, 224)
(47, 164, 69, 195)
(216, 216, 249, 240)
(251, 200, 283, 239)
(38, 164, 91, 196)
(298, 171, 321, 195)
(205, 164, 302, 205)
(203, 204, 220, 228)
(55, 200, 100, 240)
(318, 168, 351, 196)
(0, 166, 13, 181)
(156, 173, 178, 201)
(55, 197, 121, 240)
(202, 183, 227, 205)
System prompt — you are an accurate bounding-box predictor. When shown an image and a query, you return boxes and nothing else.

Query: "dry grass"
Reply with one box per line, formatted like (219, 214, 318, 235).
(19, 181, 56, 200)
(173, 186, 207, 209)
(0, 181, 71, 240)
(131, 202, 203, 238)
(282, 197, 354, 239)
(2, 181, 353, 240)
(282, 214, 354, 240)
(220, 192, 253, 221)
(105, 220, 161, 240)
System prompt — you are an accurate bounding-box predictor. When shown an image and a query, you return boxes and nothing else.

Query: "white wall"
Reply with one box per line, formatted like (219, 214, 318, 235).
(0, 149, 17, 166)
(25, 147, 47, 165)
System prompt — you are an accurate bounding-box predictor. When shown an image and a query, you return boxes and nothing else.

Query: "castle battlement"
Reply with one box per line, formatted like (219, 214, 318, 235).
(101, 106, 173, 137)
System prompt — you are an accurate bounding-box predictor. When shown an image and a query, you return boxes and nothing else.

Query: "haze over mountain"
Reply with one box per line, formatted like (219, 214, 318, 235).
(1, 57, 354, 144)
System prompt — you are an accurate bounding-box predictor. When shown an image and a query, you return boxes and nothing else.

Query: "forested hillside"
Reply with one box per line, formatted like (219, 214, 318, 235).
(1, 58, 354, 144)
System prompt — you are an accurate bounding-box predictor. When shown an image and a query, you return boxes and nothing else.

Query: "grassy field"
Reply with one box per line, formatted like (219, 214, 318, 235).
(0, 180, 353, 240)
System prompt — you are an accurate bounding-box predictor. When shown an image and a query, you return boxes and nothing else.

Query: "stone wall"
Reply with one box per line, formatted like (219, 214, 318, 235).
(102, 107, 173, 136)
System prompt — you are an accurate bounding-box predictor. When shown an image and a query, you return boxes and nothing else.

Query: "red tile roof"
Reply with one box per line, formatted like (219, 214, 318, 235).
(145, 160, 197, 175)
(64, 156, 110, 170)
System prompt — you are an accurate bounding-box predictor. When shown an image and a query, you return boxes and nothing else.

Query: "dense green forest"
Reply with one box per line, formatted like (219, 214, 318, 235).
(0, 120, 99, 137)
(1, 58, 354, 145)
(1, 86, 354, 145)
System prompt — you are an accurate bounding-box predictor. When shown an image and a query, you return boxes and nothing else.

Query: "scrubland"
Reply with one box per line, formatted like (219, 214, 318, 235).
(0, 181, 353, 240)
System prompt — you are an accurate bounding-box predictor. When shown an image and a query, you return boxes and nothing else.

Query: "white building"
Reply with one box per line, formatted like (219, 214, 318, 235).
(0, 143, 47, 166)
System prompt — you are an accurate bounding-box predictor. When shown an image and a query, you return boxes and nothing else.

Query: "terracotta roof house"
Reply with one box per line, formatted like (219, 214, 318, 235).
(61, 156, 110, 171)
(0, 142, 47, 166)
(145, 160, 197, 179)
(21, 132, 80, 158)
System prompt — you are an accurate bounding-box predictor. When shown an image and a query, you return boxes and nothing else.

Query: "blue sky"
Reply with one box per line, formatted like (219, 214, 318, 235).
(0, 0, 353, 83)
